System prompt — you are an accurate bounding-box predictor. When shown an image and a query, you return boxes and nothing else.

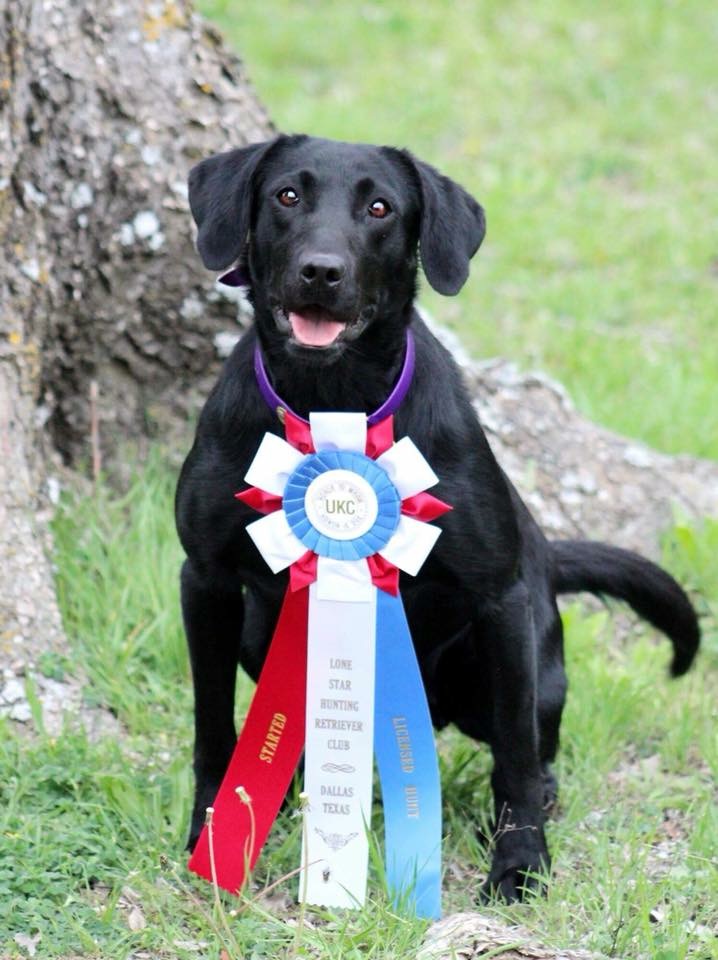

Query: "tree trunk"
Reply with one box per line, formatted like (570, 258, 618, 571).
(1, 0, 271, 463)
(1, 0, 716, 735)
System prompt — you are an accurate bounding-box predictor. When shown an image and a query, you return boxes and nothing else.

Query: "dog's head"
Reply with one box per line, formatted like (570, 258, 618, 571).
(188, 135, 485, 360)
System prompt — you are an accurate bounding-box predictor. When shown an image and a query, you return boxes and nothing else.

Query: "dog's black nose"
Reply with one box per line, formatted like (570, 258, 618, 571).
(299, 254, 346, 289)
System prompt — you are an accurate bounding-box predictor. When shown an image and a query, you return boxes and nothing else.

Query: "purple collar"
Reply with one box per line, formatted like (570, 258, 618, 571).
(253, 330, 415, 426)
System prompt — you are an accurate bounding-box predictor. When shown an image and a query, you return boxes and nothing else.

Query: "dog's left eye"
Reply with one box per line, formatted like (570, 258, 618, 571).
(277, 188, 300, 207)
(368, 198, 391, 219)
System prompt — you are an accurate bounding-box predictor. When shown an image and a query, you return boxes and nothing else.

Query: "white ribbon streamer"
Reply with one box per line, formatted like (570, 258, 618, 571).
(301, 582, 377, 908)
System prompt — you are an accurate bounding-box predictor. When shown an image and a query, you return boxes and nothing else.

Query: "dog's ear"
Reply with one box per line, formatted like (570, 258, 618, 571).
(188, 138, 280, 271)
(405, 155, 486, 296)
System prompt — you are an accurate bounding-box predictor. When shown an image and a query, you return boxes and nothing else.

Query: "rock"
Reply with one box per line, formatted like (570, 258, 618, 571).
(9, 702, 33, 723)
(1, 678, 26, 704)
(419, 912, 605, 960)
(462, 357, 718, 557)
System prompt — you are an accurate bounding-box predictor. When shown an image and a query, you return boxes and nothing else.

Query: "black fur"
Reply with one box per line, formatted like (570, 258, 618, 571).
(176, 135, 700, 902)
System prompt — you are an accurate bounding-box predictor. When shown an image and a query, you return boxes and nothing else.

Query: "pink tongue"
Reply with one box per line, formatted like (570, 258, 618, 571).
(288, 308, 346, 347)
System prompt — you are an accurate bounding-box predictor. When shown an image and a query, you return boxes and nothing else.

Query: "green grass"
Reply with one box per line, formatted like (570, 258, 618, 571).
(198, 0, 718, 459)
(1, 459, 715, 958)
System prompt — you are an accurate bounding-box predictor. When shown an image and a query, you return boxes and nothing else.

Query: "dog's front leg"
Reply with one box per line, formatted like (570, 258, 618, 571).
(180, 558, 244, 851)
(481, 579, 549, 902)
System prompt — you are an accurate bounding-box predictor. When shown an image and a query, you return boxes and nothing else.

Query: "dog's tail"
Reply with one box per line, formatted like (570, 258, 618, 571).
(551, 540, 700, 676)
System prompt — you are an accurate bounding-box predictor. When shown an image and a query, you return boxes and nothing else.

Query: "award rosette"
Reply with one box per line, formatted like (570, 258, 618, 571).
(188, 410, 450, 919)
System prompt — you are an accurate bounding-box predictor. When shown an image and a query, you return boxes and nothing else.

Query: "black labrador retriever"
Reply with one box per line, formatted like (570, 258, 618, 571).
(176, 134, 699, 902)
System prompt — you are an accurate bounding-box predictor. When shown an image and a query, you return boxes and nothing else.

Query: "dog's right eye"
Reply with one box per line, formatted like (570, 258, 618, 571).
(277, 188, 300, 207)
(368, 198, 391, 219)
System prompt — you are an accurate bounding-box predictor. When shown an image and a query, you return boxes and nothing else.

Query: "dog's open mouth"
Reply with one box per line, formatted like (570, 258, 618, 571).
(273, 302, 373, 349)
(287, 306, 346, 347)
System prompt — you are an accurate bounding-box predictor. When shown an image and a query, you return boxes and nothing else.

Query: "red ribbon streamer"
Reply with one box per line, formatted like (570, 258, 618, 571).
(366, 416, 394, 458)
(367, 553, 400, 596)
(284, 411, 315, 454)
(188, 587, 309, 893)
(235, 487, 282, 514)
(290, 549, 318, 592)
(400, 491, 452, 522)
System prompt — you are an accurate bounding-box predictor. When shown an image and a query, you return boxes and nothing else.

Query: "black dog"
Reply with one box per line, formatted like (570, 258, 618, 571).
(176, 135, 700, 902)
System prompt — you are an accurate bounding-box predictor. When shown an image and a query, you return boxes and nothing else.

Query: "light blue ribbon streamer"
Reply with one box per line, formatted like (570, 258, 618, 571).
(374, 589, 442, 920)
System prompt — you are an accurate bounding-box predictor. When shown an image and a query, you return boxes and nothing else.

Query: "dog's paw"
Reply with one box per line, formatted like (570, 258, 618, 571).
(480, 862, 546, 904)
(480, 827, 550, 904)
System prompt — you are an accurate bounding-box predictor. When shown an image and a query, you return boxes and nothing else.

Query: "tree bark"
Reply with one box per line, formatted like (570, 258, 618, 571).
(1, 0, 716, 735)
(1, 0, 271, 464)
